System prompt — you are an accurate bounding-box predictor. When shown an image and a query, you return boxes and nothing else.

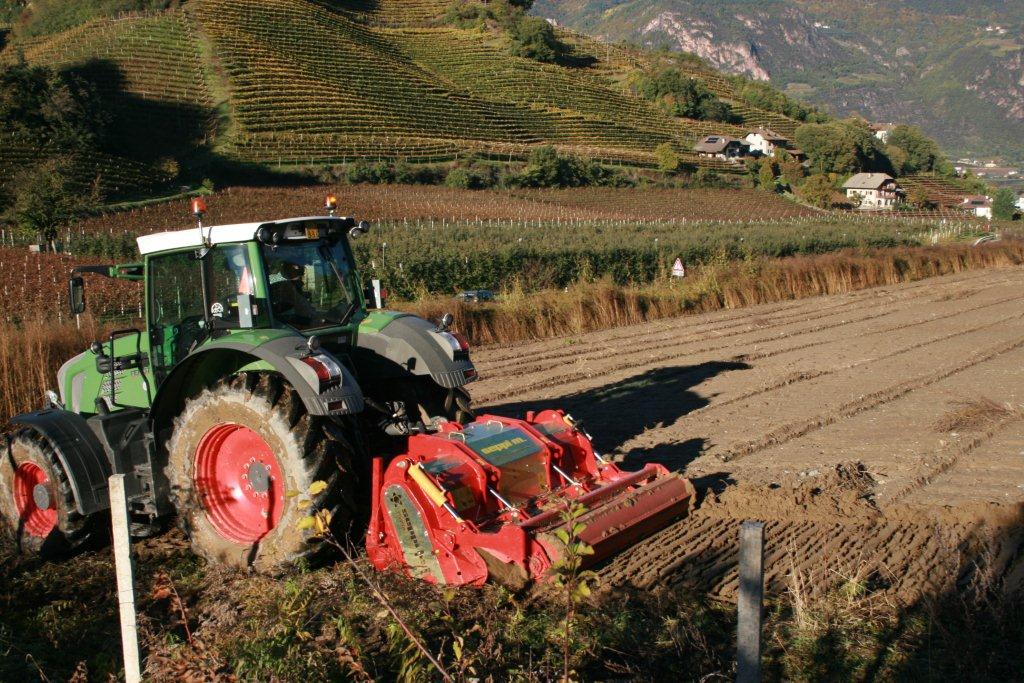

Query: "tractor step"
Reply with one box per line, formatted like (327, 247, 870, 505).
(366, 410, 696, 586)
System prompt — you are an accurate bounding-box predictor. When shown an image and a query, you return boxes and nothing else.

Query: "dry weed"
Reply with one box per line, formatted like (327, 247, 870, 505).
(934, 397, 1016, 433)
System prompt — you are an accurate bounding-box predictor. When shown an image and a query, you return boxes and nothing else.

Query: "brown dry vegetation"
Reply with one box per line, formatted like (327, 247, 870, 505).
(78, 185, 819, 234)
(1, 241, 1022, 426)
(934, 397, 1016, 433)
(406, 241, 1024, 346)
(0, 315, 111, 421)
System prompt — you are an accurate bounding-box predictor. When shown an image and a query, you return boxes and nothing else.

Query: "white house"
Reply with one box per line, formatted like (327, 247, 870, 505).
(962, 195, 992, 219)
(744, 128, 790, 157)
(842, 173, 904, 209)
(870, 123, 895, 144)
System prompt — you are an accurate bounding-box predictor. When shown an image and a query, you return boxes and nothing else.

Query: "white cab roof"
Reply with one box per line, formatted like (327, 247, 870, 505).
(135, 216, 336, 256)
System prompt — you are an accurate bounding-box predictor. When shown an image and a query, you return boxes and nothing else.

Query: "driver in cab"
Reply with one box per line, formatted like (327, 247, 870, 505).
(269, 261, 318, 323)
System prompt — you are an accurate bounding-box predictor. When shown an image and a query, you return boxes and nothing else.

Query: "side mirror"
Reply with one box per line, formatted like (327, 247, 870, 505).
(69, 276, 85, 315)
(349, 220, 371, 238)
(437, 312, 454, 332)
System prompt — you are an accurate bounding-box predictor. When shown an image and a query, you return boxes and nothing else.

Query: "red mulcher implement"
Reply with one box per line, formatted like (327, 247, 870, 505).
(367, 409, 696, 586)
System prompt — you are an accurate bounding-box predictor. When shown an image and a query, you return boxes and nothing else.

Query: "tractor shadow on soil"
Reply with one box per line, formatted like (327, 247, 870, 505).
(488, 360, 751, 472)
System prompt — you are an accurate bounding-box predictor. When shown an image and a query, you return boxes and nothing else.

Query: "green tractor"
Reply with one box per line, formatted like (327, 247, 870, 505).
(0, 201, 476, 570)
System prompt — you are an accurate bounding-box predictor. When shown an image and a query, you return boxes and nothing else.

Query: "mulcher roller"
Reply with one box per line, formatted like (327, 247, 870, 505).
(366, 409, 696, 586)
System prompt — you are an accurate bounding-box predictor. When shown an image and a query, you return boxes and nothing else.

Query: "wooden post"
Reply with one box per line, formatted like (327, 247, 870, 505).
(109, 474, 142, 683)
(737, 521, 764, 683)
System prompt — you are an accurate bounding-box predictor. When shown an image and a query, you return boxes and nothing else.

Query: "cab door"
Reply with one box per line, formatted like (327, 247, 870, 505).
(146, 249, 207, 386)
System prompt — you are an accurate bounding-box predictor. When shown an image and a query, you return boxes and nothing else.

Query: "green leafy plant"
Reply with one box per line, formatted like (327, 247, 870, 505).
(549, 501, 598, 681)
(294, 481, 454, 682)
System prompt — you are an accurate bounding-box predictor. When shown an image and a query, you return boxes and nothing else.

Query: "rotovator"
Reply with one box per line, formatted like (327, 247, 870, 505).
(368, 410, 695, 586)
(1, 197, 694, 584)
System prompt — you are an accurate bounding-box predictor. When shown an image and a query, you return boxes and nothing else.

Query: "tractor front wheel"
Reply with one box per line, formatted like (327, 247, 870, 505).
(406, 378, 475, 426)
(0, 431, 92, 556)
(165, 374, 361, 572)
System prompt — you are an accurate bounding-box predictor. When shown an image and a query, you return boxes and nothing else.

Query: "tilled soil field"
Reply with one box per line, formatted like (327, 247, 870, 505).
(471, 267, 1024, 602)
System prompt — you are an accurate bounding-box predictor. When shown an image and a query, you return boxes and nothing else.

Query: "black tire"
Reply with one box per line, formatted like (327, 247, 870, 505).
(407, 378, 475, 425)
(164, 373, 361, 572)
(0, 430, 92, 557)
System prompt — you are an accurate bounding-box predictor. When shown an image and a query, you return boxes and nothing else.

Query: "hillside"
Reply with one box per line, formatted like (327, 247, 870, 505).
(0, 0, 813, 199)
(534, 0, 1024, 164)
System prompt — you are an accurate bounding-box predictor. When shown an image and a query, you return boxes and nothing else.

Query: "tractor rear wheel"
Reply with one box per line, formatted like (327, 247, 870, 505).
(165, 374, 361, 572)
(0, 430, 92, 556)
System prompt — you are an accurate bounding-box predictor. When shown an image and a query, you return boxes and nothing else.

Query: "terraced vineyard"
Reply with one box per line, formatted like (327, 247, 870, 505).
(901, 174, 981, 209)
(472, 266, 1024, 602)
(1, 0, 806, 182)
(0, 12, 214, 192)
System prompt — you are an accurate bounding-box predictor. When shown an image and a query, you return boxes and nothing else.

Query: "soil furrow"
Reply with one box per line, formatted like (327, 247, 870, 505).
(720, 335, 1024, 462)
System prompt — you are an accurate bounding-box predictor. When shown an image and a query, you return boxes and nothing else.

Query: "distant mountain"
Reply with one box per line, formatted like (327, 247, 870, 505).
(534, 0, 1024, 164)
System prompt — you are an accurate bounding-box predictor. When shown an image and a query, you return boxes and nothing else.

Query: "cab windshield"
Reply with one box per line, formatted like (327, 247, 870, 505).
(263, 239, 358, 331)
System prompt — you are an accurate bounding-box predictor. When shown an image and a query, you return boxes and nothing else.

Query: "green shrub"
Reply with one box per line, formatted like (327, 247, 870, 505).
(632, 69, 736, 122)
(797, 174, 838, 209)
(654, 143, 680, 173)
(445, 167, 473, 189)
(692, 168, 725, 189)
(508, 146, 630, 189)
(508, 16, 563, 63)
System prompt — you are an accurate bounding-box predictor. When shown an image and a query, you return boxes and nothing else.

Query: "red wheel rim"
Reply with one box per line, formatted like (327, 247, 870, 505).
(13, 462, 57, 538)
(194, 424, 286, 545)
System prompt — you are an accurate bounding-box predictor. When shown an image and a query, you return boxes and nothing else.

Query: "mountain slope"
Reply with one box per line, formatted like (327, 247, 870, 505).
(1, 0, 820, 199)
(534, 0, 1024, 163)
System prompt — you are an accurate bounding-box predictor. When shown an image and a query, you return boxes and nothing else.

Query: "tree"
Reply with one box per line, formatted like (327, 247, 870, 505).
(0, 59, 107, 151)
(758, 160, 777, 192)
(736, 80, 824, 122)
(992, 188, 1018, 220)
(795, 119, 888, 176)
(13, 157, 99, 246)
(776, 151, 805, 189)
(886, 125, 947, 174)
(797, 174, 837, 209)
(508, 16, 562, 63)
(633, 68, 734, 122)
(654, 142, 680, 173)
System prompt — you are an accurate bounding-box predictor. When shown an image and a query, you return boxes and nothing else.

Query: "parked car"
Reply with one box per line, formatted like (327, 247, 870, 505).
(455, 289, 495, 303)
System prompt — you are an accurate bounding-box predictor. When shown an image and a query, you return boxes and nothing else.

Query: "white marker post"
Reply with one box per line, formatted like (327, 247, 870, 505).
(109, 474, 142, 683)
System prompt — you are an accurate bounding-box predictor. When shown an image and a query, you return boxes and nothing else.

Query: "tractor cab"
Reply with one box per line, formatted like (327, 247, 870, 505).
(64, 210, 375, 412)
(139, 215, 368, 382)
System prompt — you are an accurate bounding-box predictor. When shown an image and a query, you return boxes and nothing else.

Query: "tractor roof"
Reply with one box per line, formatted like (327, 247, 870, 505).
(136, 216, 340, 255)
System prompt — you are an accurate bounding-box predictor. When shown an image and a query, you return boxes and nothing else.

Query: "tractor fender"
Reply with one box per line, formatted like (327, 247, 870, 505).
(150, 339, 364, 441)
(357, 314, 477, 389)
(8, 410, 111, 516)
